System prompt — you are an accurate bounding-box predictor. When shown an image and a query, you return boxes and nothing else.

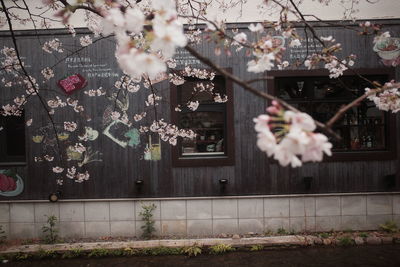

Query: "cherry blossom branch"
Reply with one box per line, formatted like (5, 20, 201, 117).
(58, 0, 102, 17)
(184, 45, 341, 140)
(1, 0, 64, 162)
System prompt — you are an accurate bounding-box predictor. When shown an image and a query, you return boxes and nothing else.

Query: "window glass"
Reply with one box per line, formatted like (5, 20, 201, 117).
(0, 113, 26, 162)
(275, 75, 389, 152)
(177, 76, 227, 157)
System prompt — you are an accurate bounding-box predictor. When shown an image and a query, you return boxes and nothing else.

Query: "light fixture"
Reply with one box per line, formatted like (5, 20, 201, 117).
(48, 190, 62, 202)
(219, 179, 228, 184)
(303, 176, 313, 191)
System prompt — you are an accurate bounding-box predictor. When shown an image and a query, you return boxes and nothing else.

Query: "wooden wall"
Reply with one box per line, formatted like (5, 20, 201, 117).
(0, 20, 399, 200)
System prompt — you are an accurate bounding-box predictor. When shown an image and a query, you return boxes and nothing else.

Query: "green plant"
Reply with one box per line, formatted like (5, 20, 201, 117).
(183, 244, 202, 257)
(264, 229, 274, 236)
(88, 248, 110, 258)
(61, 248, 85, 259)
(289, 229, 297, 235)
(41, 215, 59, 244)
(209, 244, 235, 255)
(337, 236, 354, 246)
(0, 225, 6, 243)
(319, 232, 330, 239)
(14, 252, 30, 261)
(139, 203, 157, 239)
(21, 239, 37, 245)
(36, 249, 58, 259)
(359, 232, 369, 238)
(379, 221, 398, 233)
(123, 247, 137, 256)
(250, 244, 264, 251)
(277, 228, 288, 235)
(141, 246, 182, 256)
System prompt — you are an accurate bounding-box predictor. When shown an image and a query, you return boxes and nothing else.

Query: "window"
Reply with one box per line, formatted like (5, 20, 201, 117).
(171, 73, 234, 167)
(268, 69, 396, 161)
(0, 113, 26, 164)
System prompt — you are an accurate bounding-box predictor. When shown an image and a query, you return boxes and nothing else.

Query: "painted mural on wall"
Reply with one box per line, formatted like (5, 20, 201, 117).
(102, 81, 141, 149)
(144, 135, 161, 161)
(0, 169, 24, 197)
(373, 37, 400, 66)
(57, 73, 88, 95)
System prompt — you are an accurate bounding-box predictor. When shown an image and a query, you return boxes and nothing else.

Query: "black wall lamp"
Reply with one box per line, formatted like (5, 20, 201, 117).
(135, 179, 144, 192)
(303, 176, 313, 191)
(48, 190, 62, 202)
(219, 179, 228, 193)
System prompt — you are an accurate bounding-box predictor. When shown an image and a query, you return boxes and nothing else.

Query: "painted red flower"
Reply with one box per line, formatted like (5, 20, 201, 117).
(0, 173, 17, 192)
(57, 74, 87, 94)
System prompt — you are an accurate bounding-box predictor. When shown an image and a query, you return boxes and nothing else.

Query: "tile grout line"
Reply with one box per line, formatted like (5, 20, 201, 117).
(185, 200, 188, 236)
(263, 197, 265, 232)
(339, 196, 342, 230)
(211, 199, 214, 236)
(83, 202, 86, 238)
(133, 201, 136, 238)
(236, 198, 239, 233)
(8, 203, 11, 238)
(108, 201, 111, 236)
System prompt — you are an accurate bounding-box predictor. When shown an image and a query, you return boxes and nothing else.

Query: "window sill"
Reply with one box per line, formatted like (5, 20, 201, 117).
(172, 155, 234, 167)
(0, 162, 27, 167)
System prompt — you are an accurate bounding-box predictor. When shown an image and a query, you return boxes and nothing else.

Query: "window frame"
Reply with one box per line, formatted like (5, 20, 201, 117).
(266, 68, 397, 162)
(170, 70, 235, 167)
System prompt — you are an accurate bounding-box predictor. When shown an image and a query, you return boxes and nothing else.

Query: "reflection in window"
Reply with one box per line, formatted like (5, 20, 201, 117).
(275, 74, 389, 152)
(177, 76, 227, 157)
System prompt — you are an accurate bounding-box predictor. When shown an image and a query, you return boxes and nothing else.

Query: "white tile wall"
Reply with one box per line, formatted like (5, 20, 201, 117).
(0, 193, 398, 239)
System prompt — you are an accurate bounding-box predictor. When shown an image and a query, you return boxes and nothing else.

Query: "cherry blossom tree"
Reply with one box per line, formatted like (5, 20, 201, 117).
(0, 0, 399, 185)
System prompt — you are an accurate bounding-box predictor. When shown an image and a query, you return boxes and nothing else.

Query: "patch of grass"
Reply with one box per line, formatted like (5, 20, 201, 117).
(264, 230, 274, 236)
(61, 248, 85, 259)
(289, 230, 297, 235)
(337, 236, 354, 246)
(139, 203, 157, 239)
(277, 228, 288, 235)
(14, 252, 31, 261)
(88, 248, 110, 258)
(141, 246, 182, 256)
(319, 233, 330, 239)
(123, 247, 137, 256)
(35, 249, 58, 259)
(379, 221, 398, 233)
(359, 232, 369, 238)
(182, 244, 202, 257)
(21, 239, 37, 245)
(250, 244, 264, 251)
(209, 244, 235, 255)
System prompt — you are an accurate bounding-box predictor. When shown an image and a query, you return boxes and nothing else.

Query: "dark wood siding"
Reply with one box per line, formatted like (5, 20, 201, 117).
(0, 20, 399, 200)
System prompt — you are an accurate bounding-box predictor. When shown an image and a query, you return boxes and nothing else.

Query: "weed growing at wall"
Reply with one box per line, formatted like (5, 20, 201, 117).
(379, 221, 398, 233)
(0, 225, 6, 243)
(337, 236, 354, 246)
(41, 215, 59, 244)
(182, 244, 202, 257)
(209, 244, 235, 255)
(250, 244, 264, 251)
(61, 248, 85, 259)
(139, 203, 157, 239)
